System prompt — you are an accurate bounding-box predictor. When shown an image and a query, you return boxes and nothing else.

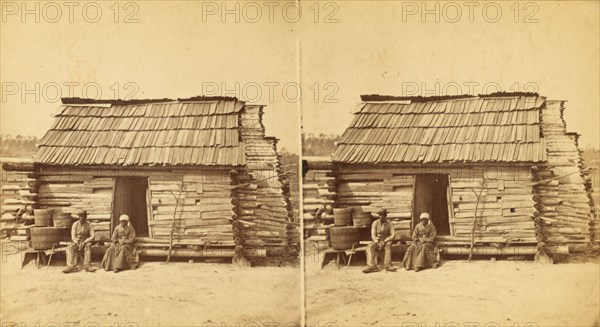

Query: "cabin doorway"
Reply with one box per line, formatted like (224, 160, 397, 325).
(412, 174, 451, 235)
(112, 177, 150, 237)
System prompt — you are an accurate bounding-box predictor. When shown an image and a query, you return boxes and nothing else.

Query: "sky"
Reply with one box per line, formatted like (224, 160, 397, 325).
(0, 1, 300, 152)
(299, 1, 600, 148)
(1, 1, 599, 153)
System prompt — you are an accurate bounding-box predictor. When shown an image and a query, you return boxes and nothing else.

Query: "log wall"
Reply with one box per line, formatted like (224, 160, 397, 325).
(147, 169, 234, 245)
(333, 164, 537, 243)
(1, 161, 36, 216)
(302, 158, 335, 240)
(1, 161, 36, 240)
(35, 166, 235, 246)
(239, 106, 297, 251)
(538, 101, 596, 245)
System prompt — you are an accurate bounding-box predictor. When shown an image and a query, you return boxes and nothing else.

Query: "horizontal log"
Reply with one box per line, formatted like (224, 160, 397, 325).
(140, 248, 234, 258)
(150, 184, 183, 192)
(435, 235, 538, 243)
(442, 246, 537, 256)
(148, 218, 231, 227)
(2, 163, 35, 172)
(37, 175, 89, 183)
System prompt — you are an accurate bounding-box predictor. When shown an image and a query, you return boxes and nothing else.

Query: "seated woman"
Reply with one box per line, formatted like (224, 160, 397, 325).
(102, 214, 138, 273)
(402, 212, 438, 272)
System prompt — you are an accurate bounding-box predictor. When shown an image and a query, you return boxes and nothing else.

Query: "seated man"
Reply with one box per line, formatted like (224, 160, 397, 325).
(63, 210, 95, 273)
(403, 212, 438, 272)
(363, 209, 397, 273)
(102, 214, 138, 273)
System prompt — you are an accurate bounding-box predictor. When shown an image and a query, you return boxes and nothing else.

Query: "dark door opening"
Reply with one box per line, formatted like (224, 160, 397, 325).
(412, 174, 451, 235)
(112, 177, 149, 237)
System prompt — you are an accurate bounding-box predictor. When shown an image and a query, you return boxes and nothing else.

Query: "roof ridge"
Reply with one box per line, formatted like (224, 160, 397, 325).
(360, 92, 540, 103)
(61, 96, 240, 106)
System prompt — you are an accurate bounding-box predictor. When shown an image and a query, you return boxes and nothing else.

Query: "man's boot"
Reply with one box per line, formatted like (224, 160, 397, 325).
(62, 266, 78, 274)
(362, 266, 379, 274)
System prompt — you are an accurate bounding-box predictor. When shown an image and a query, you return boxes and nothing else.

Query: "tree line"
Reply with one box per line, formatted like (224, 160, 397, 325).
(0, 134, 39, 157)
(302, 133, 340, 156)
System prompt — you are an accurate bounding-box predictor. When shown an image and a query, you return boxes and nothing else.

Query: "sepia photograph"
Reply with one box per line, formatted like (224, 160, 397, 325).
(300, 1, 599, 327)
(1, 1, 599, 327)
(1, 2, 301, 326)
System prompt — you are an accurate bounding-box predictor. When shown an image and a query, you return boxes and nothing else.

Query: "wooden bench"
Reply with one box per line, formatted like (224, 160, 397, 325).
(22, 242, 105, 269)
(21, 249, 49, 268)
(21, 244, 70, 269)
(321, 248, 350, 268)
(321, 243, 400, 268)
(321, 242, 442, 268)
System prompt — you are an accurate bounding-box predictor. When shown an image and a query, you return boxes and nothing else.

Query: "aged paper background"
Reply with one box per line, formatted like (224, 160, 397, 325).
(1, 1, 599, 326)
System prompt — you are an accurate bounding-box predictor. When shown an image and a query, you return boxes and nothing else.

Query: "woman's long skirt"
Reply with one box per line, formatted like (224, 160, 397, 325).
(102, 243, 139, 271)
(402, 242, 438, 271)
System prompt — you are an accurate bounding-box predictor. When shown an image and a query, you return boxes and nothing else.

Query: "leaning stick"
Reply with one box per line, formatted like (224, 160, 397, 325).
(468, 181, 485, 262)
(166, 186, 183, 263)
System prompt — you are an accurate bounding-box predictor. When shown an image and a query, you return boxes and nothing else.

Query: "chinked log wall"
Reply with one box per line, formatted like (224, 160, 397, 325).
(303, 164, 336, 225)
(1, 162, 36, 215)
(302, 160, 336, 240)
(334, 165, 537, 243)
(1, 162, 37, 241)
(34, 166, 235, 246)
(538, 101, 596, 246)
(239, 106, 296, 250)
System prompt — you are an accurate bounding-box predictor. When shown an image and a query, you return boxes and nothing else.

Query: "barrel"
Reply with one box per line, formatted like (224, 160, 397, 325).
(333, 208, 352, 226)
(329, 226, 361, 250)
(30, 227, 70, 250)
(53, 212, 74, 228)
(33, 209, 52, 227)
(353, 211, 372, 227)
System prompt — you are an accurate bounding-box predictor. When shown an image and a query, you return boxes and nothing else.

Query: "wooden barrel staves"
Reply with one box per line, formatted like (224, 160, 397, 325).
(30, 227, 70, 250)
(53, 212, 74, 228)
(33, 209, 52, 227)
(333, 208, 352, 226)
(329, 226, 361, 250)
(353, 211, 372, 227)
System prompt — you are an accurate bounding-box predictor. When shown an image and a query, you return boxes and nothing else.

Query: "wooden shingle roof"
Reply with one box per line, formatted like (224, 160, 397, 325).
(332, 95, 547, 164)
(34, 99, 247, 166)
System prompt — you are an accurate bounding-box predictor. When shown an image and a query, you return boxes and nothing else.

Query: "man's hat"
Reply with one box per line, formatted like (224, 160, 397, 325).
(419, 212, 430, 219)
(77, 209, 88, 217)
(378, 209, 388, 216)
(119, 214, 130, 222)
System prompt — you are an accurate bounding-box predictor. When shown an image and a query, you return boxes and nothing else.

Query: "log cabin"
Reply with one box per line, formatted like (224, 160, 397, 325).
(317, 93, 597, 258)
(18, 96, 296, 261)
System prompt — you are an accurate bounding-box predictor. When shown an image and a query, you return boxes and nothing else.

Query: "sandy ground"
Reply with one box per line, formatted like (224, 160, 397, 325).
(1, 246, 301, 326)
(305, 247, 600, 327)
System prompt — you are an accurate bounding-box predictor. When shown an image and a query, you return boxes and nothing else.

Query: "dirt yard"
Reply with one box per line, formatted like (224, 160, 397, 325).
(305, 247, 599, 327)
(0, 245, 301, 326)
